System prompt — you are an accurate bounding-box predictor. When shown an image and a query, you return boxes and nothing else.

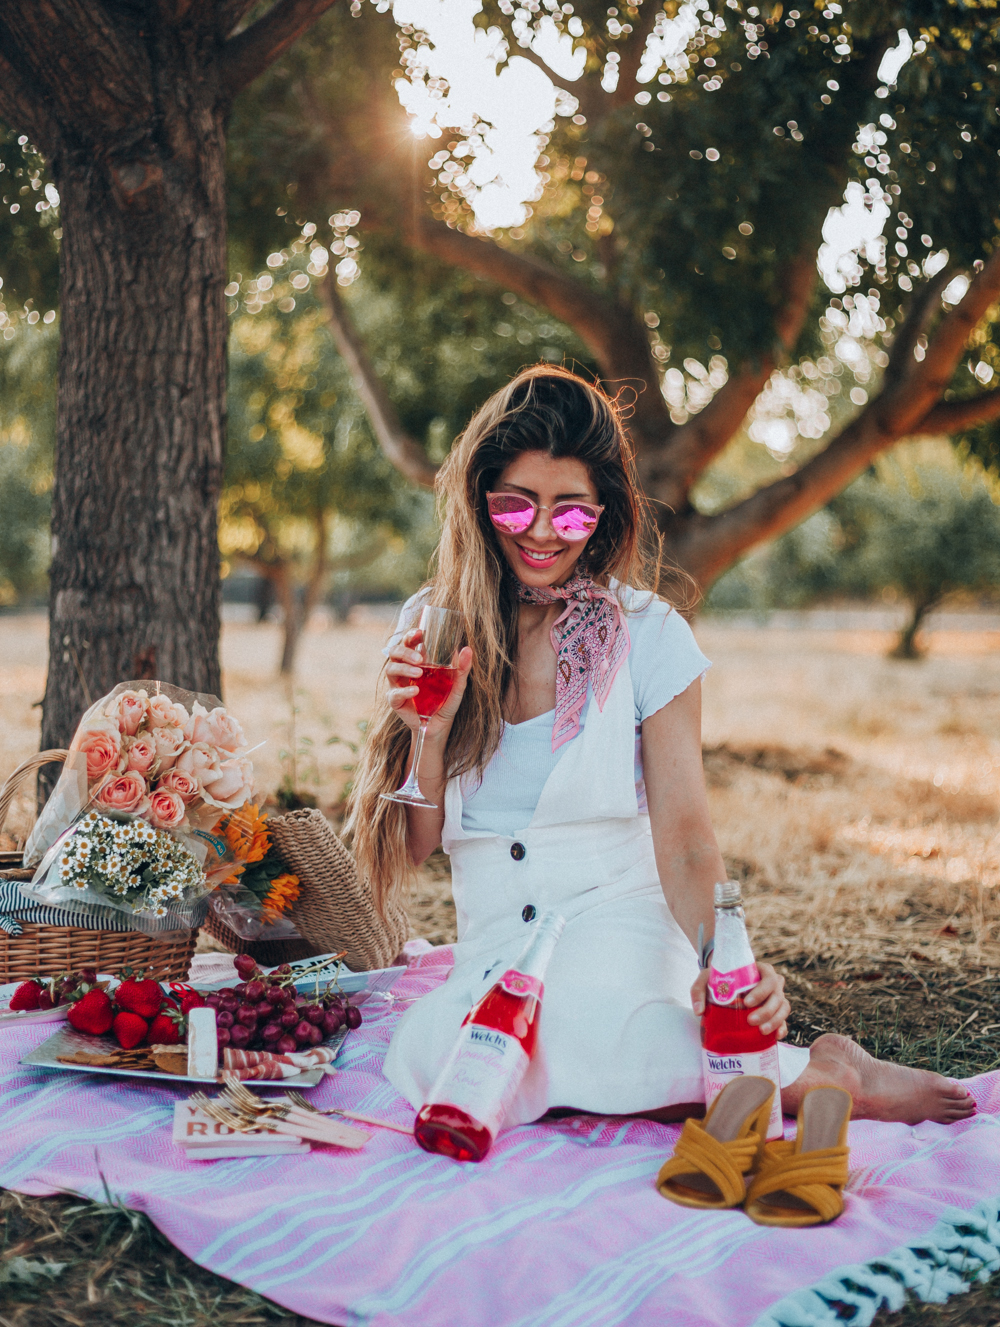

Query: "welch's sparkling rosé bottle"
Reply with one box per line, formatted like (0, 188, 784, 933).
(701, 881, 783, 1140)
(414, 911, 565, 1162)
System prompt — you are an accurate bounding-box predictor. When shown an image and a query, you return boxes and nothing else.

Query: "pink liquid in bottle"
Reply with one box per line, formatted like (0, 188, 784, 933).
(415, 912, 564, 1162)
(701, 881, 783, 1140)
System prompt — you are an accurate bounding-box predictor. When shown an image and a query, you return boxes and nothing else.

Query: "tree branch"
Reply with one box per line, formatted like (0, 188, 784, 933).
(883, 267, 952, 384)
(218, 0, 262, 35)
(317, 273, 440, 489)
(222, 0, 338, 98)
(667, 406, 890, 585)
(299, 59, 669, 448)
(918, 391, 1000, 435)
(669, 248, 1000, 584)
(641, 253, 817, 513)
(914, 248, 1000, 400)
(608, 0, 662, 109)
(407, 213, 668, 444)
(511, 0, 659, 121)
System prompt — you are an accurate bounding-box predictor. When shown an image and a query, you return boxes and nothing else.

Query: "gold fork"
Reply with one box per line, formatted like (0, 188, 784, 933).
(220, 1080, 294, 1123)
(286, 1088, 413, 1136)
(220, 1079, 270, 1114)
(287, 1089, 322, 1113)
(217, 1081, 370, 1148)
(189, 1091, 261, 1133)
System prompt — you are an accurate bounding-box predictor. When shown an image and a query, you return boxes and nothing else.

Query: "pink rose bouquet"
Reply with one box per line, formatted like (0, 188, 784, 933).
(94, 771, 150, 816)
(148, 787, 187, 831)
(124, 733, 157, 776)
(22, 679, 260, 934)
(73, 721, 123, 781)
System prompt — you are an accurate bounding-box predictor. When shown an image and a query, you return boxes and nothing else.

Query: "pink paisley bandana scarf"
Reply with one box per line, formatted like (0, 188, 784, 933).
(515, 575, 630, 752)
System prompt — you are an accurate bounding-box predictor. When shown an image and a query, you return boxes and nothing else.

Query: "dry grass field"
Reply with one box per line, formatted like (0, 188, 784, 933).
(4, 611, 997, 969)
(1, 609, 999, 1325)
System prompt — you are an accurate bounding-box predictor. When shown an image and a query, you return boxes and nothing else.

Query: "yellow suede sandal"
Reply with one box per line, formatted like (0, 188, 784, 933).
(744, 1085, 852, 1228)
(656, 1076, 775, 1211)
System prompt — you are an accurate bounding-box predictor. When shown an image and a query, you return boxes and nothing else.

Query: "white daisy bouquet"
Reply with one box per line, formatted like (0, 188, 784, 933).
(22, 680, 258, 933)
(54, 811, 206, 919)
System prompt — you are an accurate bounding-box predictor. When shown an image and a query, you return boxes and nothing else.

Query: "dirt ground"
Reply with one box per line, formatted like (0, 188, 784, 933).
(1, 610, 999, 1325)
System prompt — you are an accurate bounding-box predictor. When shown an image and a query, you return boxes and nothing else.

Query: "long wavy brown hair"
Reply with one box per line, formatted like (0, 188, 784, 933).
(347, 364, 688, 912)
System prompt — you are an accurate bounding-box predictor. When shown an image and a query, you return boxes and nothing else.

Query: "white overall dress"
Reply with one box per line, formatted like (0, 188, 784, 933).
(384, 655, 720, 1123)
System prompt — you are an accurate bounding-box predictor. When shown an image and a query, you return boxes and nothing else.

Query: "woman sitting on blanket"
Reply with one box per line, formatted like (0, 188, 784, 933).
(348, 366, 974, 1129)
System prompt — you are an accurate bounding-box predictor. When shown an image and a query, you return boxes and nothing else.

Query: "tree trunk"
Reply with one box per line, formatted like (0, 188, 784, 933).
(890, 595, 940, 661)
(270, 560, 302, 677)
(40, 64, 227, 760)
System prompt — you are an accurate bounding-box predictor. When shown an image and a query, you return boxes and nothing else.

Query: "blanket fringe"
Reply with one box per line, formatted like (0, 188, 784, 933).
(753, 1195, 1000, 1327)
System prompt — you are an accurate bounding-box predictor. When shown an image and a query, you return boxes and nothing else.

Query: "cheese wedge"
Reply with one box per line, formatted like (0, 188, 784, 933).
(186, 1006, 219, 1080)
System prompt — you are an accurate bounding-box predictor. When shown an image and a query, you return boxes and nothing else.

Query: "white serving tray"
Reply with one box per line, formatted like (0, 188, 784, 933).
(20, 1022, 346, 1089)
(11, 957, 408, 1085)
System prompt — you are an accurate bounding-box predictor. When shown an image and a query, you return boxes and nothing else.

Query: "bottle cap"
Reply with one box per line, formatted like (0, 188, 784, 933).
(714, 880, 742, 908)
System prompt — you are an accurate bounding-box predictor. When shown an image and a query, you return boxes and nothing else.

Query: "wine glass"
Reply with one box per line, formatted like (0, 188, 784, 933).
(381, 605, 465, 809)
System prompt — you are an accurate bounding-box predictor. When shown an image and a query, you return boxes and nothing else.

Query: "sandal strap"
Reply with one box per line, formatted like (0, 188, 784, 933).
(657, 1118, 761, 1205)
(746, 1142, 849, 1219)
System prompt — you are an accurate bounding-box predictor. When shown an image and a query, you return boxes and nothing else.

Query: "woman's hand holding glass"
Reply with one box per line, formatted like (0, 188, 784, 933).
(382, 606, 473, 809)
(386, 628, 474, 739)
(690, 961, 790, 1039)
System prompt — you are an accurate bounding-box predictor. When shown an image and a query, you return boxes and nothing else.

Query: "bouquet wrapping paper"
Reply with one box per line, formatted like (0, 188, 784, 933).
(21, 680, 257, 933)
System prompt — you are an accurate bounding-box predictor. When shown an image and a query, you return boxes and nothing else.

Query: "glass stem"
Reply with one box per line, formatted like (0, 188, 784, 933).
(406, 721, 429, 797)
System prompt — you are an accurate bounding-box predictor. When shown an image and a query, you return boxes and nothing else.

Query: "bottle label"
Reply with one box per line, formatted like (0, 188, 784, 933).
(426, 1024, 530, 1139)
(701, 1044, 783, 1141)
(707, 962, 760, 1006)
(499, 970, 543, 1000)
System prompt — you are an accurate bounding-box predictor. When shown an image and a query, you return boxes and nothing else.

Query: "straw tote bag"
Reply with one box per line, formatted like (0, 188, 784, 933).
(204, 809, 409, 971)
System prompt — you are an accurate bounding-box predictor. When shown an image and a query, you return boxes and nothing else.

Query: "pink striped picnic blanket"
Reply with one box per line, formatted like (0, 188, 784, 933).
(2, 945, 999, 1327)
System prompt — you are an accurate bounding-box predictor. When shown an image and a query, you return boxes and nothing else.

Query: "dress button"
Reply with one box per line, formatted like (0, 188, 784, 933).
(510, 841, 526, 861)
(522, 905, 537, 923)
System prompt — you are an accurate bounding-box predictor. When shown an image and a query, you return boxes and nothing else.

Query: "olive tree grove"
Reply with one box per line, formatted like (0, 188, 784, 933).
(232, 0, 1000, 592)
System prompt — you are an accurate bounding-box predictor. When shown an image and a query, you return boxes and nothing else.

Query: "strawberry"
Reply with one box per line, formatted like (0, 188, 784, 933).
(9, 979, 43, 1011)
(148, 1008, 185, 1046)
(177, 990, 205, 1016)
(115, 970, 164, 1020)
(67, 989, 114, 1036)
(166, 983, 206, 1017)
(112, 1011, 149, 1050)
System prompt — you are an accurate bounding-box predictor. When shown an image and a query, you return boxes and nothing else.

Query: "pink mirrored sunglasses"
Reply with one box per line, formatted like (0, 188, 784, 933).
(486, 491, 604, 542)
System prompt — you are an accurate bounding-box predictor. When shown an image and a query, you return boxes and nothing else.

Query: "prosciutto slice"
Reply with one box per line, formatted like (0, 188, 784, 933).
(223, 1046, 338, 1071)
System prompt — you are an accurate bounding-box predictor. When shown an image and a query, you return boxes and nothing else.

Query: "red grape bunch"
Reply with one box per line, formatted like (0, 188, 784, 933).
(202, 954, 362, 1055)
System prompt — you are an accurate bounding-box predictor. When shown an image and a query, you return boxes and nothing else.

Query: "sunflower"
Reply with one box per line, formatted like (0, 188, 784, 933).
(261, 872, 301, 920)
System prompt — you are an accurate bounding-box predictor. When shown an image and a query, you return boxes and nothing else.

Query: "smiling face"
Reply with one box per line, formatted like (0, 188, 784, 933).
(490, 451, 600, 588)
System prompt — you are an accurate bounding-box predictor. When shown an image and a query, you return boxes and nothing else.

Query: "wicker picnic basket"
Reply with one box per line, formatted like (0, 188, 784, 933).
(203, 808, 409, 971)
(0, 750, 196, 983)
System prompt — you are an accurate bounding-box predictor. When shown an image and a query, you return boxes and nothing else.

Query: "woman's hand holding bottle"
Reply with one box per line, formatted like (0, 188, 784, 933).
(690, 961, 790, 1038)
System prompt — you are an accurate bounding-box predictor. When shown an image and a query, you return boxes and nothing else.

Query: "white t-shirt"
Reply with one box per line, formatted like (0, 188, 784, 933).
(388, 586, 711, 837)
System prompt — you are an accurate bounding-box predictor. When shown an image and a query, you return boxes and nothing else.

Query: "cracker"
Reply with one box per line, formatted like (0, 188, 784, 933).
(153, 1053, 189, 1075)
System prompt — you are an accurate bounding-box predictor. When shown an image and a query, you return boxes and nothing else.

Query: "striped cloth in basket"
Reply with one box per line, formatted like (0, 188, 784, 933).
(0, 881, 207, 938)
(0, 880, 137, 937)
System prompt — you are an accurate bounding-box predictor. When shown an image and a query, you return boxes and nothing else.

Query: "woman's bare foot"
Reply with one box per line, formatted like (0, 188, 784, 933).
(782, 1034, 976, 1125)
